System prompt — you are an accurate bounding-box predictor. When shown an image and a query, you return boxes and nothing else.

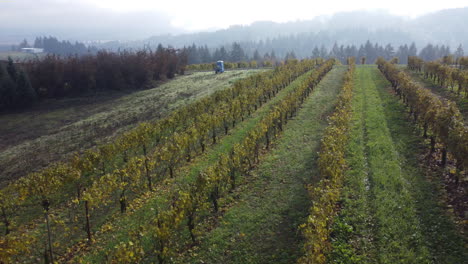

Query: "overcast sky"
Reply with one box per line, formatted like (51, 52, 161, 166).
(1, 0, 467, 41)
(80, 0, 468, 30)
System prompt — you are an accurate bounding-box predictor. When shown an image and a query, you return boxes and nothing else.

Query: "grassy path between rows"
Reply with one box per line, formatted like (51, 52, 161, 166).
(330, 66, 466, 263)
(174, 66, 347, 264)
(73, 66, 321, 263)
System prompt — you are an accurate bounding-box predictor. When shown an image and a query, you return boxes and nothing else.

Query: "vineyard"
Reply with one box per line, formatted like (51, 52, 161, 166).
(1, 57, 466, 263)
(0, 69, 263, 186)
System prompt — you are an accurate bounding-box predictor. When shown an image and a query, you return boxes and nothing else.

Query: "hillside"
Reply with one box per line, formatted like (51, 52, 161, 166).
(108, 8, 468, 51)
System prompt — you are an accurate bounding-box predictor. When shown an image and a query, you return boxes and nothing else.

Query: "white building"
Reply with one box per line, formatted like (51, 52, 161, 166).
(21, 48, 44, 54)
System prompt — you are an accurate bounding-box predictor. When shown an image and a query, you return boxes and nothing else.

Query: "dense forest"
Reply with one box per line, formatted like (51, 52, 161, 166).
(184, 41, 465, 64)
(0, 45, 187, 111)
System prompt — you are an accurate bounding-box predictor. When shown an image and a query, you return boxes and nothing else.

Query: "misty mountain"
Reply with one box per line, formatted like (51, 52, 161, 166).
(113, 8, 468, 52)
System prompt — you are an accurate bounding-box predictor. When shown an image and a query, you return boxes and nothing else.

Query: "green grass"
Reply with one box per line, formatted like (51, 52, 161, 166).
(328, 66, 376, 263)
(330, 66, 466, 263)
(373, 68, 467, 263)
(72, 67, 322, 263)
(0, 69, 264, 186)
(173, 66, 348, 264)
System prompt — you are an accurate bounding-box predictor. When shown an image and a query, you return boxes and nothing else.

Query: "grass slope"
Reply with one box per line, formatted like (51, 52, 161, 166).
(0, 70, 263, 186)
(330, 66, 466, 263)
(174, 66, 348, 264)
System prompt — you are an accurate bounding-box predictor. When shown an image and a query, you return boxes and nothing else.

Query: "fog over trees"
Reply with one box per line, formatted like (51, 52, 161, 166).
(110, 8, 468, 55)
(183, 40, 463, 64)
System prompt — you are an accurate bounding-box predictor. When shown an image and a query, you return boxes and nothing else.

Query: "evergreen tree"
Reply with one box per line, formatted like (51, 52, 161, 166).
(199, 45, 211, 63)
(253, 49, 261, 61)
(212, 48, 221, 61)
(396, 44, 409, 64)
(187, 44, 200, 64)
(409, 42, 418, 56)
(330, 43, 340, 60)
(312, 46, 320, 58)
(270, 50, 277, 61)
(419, 44, 437, 61)
(364, 40, 374, 62)
(284, 51, 296, 61)
(34, 37, 44, 48)
(219, 46, 228, 61)
(319, 45, 328, 58)
(357, 45, 365, 63)
(384, 44, 395, 60)
(230, 42, 246, 62)
(15, 70, 37, 107)
(18, 39, 30, 49)
(454, 44, 464, 59)
(0, 64, 16, 110)
(6, 57, 18, 81)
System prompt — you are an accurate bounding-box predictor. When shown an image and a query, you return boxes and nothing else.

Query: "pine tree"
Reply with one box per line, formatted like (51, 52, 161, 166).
(18, 39, 30, 49)
(200, 45, 211, 63)
(253, 49, 261, 61)
(15, 70, 37, 107)
(312, 46, 320, 58)
(6, 57, 18, 81)
(219, 47, 228, 61)
(409, 42, 418, 57)
(454, 44, 464, 59)
(230, 42, 245, 62)
(0, 64, 17, 110)
(270, 50, 277, 61)
(212, 48, 221, 61)
(384, 44, 395, 60)
(319, 46, 328, 58)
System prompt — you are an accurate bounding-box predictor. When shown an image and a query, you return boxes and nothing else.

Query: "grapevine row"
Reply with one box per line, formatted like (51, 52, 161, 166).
(377, 58, 468, 171)
(72, 59, 336, 263)
(408, 56, 468, 97)
(0, 59, 319, 263)
(298, 59, 355, 264)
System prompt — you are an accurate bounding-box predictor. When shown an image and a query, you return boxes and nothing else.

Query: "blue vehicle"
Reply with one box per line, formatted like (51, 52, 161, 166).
(215, 60, 224, 74)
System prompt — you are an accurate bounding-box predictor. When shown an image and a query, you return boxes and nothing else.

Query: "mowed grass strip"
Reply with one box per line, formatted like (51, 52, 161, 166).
(331, 66, 466, 264)
(329, 66, 376, 263)
(174, 66, 348, 264)
(72, 67, 321, 263)
(371, 67, 467, 263)
(349, 66, 430, 263)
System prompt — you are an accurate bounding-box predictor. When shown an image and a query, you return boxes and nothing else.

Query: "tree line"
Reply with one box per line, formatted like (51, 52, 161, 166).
(184, 41, 465, 65)
(0, 45, 187, 111)
(184, 42, 250, 64)
(12, 36, 98, 56)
